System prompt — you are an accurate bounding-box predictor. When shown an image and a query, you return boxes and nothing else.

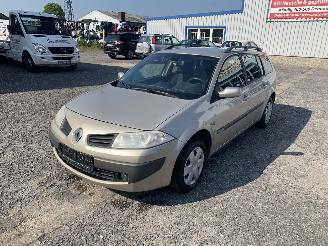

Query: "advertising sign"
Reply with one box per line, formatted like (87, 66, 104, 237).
(268, 0, 328, 21)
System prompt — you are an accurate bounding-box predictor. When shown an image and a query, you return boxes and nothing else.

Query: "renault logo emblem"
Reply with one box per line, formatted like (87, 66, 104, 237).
(73, 128, 83, 142)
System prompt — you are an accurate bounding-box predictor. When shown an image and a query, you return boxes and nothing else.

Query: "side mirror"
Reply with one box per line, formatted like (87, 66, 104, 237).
(117, 72, 125, 79)
(218, 87, 241, 98)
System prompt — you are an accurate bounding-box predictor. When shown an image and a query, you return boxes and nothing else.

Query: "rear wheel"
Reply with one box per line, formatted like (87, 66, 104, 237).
(125, 50, 134, 60)
(171, 140, 207, 193)
(108, 53, 116, 59)
(257, 97, 274, 129)
(23, 53, 37, 72)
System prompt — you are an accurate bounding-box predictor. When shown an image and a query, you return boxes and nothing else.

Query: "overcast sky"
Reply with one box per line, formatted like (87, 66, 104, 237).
(0, 0, 243, 19)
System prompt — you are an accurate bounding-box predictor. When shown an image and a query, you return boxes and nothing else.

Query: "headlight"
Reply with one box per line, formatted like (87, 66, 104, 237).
(111, 131, 175, 149)
(75, 45, 80, 53)
(54, 106, 66, 127)
(32, 43, 48, 54)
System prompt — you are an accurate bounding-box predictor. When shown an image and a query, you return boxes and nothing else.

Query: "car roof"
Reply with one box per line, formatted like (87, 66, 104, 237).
(10, 10, 57, 18)
(159, 47, 263, 58)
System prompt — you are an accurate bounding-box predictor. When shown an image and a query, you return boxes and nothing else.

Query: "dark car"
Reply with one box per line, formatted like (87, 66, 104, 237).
(168, 39, 217, 49)
(104, 33, 140, 59)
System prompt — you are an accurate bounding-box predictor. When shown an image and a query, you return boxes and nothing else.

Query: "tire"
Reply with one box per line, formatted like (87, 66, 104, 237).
(0, 55, 6, 64)
(171, 140, 208, 193)
(67, 64, 77, 71)
(257, 97, 274, 129)
(125, 50, 134, 60)
(108, 54, 116, 59)
(23, 53, 37, 72)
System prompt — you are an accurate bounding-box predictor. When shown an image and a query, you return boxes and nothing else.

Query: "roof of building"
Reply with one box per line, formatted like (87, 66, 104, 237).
(97, 10, 146, 23)
(0, 13, 9, 20)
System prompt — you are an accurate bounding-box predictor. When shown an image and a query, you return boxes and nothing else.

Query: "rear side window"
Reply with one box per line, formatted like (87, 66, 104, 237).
(260, 56, 273, 75)
(217, 55, 245, 90)
(242, 54, 263, 83)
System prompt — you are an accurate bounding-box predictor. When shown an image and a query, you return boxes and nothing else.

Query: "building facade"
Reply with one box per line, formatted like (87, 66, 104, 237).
(146, 0, 328, 58)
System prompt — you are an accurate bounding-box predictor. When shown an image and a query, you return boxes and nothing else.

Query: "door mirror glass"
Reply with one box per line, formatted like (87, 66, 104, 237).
(218, 87, 241, 98)
(118, 72, 125, 79)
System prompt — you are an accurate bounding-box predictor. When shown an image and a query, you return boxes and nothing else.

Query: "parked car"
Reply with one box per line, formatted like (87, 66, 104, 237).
(135, 34, 179, 57)
(104, 33, 140, 59)
(168, 39, 217, 49)
(243, 41, 259, 47)
(50, 46, 276, 193)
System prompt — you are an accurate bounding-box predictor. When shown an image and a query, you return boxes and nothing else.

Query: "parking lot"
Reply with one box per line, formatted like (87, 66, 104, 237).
(0, 50, 327, 245)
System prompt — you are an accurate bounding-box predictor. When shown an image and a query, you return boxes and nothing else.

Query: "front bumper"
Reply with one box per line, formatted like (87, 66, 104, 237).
(49, 117, 183, 192)
(32, 53, 80, 66)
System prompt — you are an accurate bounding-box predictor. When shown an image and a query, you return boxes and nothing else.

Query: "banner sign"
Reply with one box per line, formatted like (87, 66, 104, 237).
(268, 0, 328, 21)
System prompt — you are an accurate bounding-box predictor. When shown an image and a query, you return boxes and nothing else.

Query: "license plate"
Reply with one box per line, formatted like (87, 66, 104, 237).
(59, 144, 94, 169)
(58, 60, 71, 65)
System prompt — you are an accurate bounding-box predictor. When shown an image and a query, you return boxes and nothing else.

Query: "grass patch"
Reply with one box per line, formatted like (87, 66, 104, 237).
(78, 40, 102, 51)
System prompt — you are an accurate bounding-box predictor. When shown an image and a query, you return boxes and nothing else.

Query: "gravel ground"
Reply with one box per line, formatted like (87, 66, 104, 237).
(0, 50, 327, 245)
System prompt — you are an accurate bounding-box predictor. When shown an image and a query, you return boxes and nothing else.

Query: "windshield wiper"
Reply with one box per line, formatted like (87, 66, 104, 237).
(132, 87, 178, 98)
(119, 81, 132, 89)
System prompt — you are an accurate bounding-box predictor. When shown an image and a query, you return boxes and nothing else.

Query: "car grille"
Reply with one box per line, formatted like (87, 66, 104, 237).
(57, 144, 124, 181)
(60, 118, 72, 136)
(48, 47, 74, 54)
(87, 134, 116, 148)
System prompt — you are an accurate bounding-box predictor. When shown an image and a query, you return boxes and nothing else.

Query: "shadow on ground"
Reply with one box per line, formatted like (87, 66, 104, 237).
(117, 104, 312, 205)
(0, 61, 129, 94)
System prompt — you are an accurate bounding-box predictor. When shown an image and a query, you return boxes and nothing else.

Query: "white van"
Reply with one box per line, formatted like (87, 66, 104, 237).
(0, 19, 9, 42)
(0, 11, 80, 72)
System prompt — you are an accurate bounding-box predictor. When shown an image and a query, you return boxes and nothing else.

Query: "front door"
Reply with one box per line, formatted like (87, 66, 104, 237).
(8, 14, 24, 61)
(209, 55, 254, 151)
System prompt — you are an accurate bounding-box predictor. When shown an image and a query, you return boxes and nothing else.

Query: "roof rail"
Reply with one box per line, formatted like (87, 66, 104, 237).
(224, 46, 262, 53)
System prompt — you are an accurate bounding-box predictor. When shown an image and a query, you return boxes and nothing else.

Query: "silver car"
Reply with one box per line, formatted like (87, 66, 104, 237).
(50, 47, 276, 193)
(135, 34, 179, 57)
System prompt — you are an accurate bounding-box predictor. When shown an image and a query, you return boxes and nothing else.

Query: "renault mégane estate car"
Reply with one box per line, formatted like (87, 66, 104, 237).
(49, 46, 276, 193)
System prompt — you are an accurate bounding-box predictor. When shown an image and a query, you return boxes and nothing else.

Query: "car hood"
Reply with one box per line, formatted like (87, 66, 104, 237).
(66, 85, 192, 130)
(28, 34, 76, 47)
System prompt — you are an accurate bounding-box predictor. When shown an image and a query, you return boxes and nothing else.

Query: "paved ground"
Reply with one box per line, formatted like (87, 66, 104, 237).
(0, 50, 327, 245)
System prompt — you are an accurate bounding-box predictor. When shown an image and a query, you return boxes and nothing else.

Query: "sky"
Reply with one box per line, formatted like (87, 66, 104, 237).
(0, 0, 243, 19)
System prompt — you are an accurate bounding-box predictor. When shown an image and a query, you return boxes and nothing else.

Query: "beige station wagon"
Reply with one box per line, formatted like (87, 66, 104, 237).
(50, 46, 276, 193)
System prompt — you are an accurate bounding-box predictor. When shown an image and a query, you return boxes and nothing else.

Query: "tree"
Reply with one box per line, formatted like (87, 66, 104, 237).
(43, 3, 66, 22)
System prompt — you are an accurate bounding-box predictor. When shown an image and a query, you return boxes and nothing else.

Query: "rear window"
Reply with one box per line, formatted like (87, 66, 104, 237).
(105, 34, 121, 42)
(260, 56, 273, 74)
(139, 36, 151, 43)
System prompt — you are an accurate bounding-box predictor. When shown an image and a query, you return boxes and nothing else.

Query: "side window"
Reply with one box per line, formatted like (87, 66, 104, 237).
(10, 15, 23, 35)
(163, 36, 171, 45)
(170, 37, 180, 45)
(260, 56, 273, 75)
(217, 55, 245, 90)
(242, 54, 263, 83)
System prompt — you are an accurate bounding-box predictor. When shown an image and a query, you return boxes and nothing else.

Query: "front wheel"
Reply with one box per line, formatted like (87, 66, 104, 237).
(125, 50, 134, 60)
(23, 53, 37, 72)
(257, 97, 274, 129)
(108, 53, 116, 59)
(171, 140, 207, 193)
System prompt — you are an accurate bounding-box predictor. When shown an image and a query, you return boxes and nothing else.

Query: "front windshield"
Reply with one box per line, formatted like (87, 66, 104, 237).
(20, 15, 70, 35)
(119, 53, 219, 100)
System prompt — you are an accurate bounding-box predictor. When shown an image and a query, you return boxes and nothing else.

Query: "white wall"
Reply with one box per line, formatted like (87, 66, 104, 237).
(147, 0, 328, 58)
(79, 10, 119, 24)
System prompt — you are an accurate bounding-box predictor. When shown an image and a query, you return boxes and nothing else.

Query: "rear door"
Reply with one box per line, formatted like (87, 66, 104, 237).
(209, 55, 254, 151)
(241, 54, 270, 122)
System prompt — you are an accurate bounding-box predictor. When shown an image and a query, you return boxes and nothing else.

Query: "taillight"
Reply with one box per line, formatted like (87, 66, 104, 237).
(152, 36, 156, 44)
